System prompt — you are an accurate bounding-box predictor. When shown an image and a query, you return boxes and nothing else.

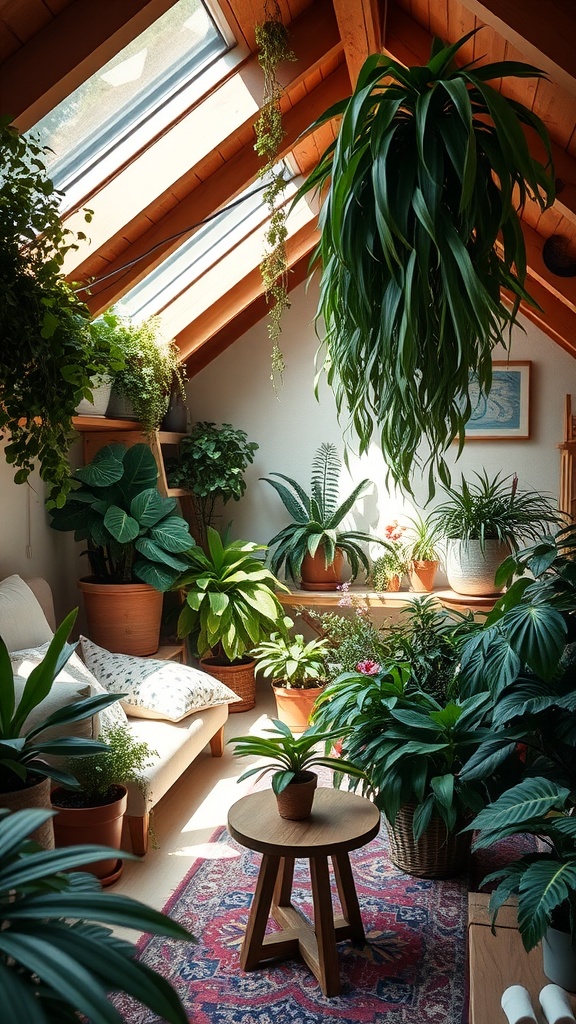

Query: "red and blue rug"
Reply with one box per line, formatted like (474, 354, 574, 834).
(113, 819, 469, 1023)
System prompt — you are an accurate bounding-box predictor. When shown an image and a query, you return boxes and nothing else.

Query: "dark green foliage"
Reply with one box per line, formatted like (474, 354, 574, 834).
(0, 119, 119, 508)
(0, 807, 192, 1023)
(49, 443, 194, 590)
(60, 724, 156, 804)
(295, 34, 555, 493)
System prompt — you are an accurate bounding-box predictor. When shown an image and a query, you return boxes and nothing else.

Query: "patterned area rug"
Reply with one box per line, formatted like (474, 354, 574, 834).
(113, 818, 469, 1024)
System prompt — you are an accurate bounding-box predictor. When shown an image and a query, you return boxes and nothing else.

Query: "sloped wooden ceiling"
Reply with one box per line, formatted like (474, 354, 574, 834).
(2, 0, 576, 373)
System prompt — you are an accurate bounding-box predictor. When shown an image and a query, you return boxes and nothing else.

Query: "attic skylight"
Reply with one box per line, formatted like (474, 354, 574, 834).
(30, 0, 229, 209)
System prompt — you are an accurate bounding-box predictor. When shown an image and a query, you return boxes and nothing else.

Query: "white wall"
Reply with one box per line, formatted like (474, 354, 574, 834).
(188, 277, 576, 559)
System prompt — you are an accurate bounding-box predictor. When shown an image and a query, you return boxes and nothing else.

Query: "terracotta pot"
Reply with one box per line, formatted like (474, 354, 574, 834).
(77, 577, 163, 655)
(200, 656, 256, 713)
(409, 559, 439, 593)
(51, 784, 128, 885)
(385, 804, 471, 878)
(276, 771, 318, 820)
(445, 539, 510, 596)
(273, 684, 325, 734)
(386, 573, 401, 592)
(300, 547, 345, 591)
(0, 776, 54, 848)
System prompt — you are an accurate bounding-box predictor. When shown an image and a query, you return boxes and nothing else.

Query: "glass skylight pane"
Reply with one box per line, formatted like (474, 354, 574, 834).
(118, 164, 297, 324)
(30, 0, 227, 195)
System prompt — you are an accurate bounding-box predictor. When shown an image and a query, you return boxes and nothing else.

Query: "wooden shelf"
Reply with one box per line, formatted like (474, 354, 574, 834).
(278, 587, 497, 613)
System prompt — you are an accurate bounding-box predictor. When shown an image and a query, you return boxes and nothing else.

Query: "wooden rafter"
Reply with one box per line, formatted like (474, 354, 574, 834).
(331, 0, 382, 87)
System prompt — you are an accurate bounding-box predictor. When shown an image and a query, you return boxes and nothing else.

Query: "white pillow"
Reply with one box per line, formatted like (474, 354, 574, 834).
(13, 676, 94, 741)
(80, 636, 241, 722)
(10, 645, 129, 732)
(0, 575, 54, 651)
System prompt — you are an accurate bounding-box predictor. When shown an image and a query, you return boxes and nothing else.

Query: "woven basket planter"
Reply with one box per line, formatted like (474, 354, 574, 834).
(276, 771, 318, 820)
(200, 657, 256, 713)
(385, 804, 471, 879)
(0, 776, 54, 849)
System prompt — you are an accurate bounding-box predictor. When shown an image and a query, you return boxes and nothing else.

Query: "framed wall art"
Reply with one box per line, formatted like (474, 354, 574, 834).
(465, 361, 531, 440)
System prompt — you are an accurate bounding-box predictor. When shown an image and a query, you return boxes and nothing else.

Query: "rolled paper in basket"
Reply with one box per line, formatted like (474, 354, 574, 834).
(539, 984, 576, 1024)
(501, 985, 538, 1024)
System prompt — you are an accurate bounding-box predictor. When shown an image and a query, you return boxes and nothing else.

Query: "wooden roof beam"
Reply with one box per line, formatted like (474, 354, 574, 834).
(515, 278, 576, 360)
(2, 0, 181, 131)
(332, 0, 382, 87)
(457, 0, 576, 99)
(80, 63, 349, 315)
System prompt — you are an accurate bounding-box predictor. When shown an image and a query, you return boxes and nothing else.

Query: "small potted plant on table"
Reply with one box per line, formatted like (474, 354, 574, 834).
(229, 719, 366, 820)
(253, 620, 330, 733)
(403, 513, 441, 592)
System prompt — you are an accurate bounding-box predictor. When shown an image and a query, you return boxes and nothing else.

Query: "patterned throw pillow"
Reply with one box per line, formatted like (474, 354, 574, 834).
(10, 645, 129, 732)
(79, 636, 241, 722)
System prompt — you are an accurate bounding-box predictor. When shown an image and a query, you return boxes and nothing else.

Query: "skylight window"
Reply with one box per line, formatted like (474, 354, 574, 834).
(30, 0, 229, 206)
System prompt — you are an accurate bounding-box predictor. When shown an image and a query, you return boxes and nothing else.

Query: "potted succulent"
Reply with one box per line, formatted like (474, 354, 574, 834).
(252, 620, 330, 733)
(294, 34, 555, 495)
(262, 442, 377, 589)
(0, 608, 119, 848)
(312, 659, 492, 877)
(49, 443, 195, 655)
(51, 723, 155, 885)
(165, 421, 258, 549)
(96, 308, 187, 435)
(403, 514, 442, 593)
(0, 806, 192, 1024)
(175, 527, 287, 712)
(430, 471, 561, 596)
(229, 719, 366, 820)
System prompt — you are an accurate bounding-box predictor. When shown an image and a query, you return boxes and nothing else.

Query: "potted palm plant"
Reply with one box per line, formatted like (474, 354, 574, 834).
(175, 527, 287, 712)
(229, 719, 366, 820)
(294, 33, 555, 495)
(51, 723, 155, 885)
(262, 442, 377, 589)
(430, 470, 561, 595)
(404, 514, 442, 593)
(0, 806, 192, 1023)
(49, 442, 194, 655)
(252, 621, 329, 733)
(0, 608, 120, 848)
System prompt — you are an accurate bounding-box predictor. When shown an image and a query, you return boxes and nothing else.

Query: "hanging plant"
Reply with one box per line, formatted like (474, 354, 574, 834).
(296, 31, 555, 494)
(254, 0, 296, 388)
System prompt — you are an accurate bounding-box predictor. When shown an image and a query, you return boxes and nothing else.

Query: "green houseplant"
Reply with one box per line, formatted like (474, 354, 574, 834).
(0, 806, 192, 1024)
(431, 470, 561, 596)
(49, 443, 195, 655)
(0, 119, 120, 508)
(262, 442, 377, 589)
(403, 514, 442, 592)
(165, 421, 259, 549)
(0, 608, 120, 847)
(51, 724, 156, 883)
(175, 526, 287, 712)
(253, 621, 329, 732)
(295, 33, 555, 494)
(229, 718, 365, 820)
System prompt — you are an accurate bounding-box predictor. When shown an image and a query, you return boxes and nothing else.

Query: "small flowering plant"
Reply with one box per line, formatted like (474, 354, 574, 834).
(371, 521, 409, 591)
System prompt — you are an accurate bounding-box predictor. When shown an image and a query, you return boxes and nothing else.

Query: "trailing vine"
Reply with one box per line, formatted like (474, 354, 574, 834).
(254, 0, 296, 388)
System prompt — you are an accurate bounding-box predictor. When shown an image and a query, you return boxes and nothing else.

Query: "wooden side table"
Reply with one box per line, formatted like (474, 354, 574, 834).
(227, 787, 380, 997)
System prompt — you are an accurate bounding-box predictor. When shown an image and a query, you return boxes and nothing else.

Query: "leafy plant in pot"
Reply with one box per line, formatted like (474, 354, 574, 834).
(229, 719, 366, 820)
(294, 33, 555, 495)
(49, 443, 195, 655)
(0, 806, 193, 1024)
(252, 619, 329, 733)
(403, 514, 442, 593)
(165, 421, 258, 550)
(430, 470, 561, 596)
(0, 608, 120, 848)
(175, 526, 288, 712)
(51, 723, 156, 885)
(262, 442, 377, 590)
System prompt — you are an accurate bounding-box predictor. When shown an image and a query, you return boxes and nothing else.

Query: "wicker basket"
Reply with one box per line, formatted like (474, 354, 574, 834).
(0, 777, 54, 849)
(200, 657, 256, 713)
(385, 804, 471, 879)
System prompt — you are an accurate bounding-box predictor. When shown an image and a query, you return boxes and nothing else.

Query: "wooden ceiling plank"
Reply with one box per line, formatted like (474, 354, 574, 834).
(79, 63, 349, 315)
(511, 277, 576, 360)
(332, 0, 382, 87)
(457, 0, 576, 99)
(2, 0, 181, 131)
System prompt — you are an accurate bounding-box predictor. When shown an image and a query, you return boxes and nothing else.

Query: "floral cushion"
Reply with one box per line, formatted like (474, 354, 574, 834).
(10, 645, 129, 732)
(79, 637, 241, 722)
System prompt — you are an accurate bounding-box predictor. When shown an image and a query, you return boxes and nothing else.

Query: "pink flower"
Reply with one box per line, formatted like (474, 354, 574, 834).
(332, 738, 344, 757)
(356, 659, 380, 675)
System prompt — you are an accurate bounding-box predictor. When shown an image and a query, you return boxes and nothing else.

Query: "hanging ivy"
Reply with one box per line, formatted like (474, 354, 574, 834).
(254, 0, 296, 388)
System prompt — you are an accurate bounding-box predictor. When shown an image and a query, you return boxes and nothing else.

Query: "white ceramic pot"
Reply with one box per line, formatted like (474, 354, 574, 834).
(105, 387, 138, 420)
(75, 376, 113, 417)
(445, 539, 510, 596)
(543, 926, 576, 992)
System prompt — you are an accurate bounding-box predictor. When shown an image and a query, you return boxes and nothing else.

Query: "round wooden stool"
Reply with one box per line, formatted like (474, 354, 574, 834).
(227, 787, 380, 997)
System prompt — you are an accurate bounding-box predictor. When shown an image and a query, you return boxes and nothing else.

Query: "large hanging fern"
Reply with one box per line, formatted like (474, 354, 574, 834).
(296, 31, 555, 494)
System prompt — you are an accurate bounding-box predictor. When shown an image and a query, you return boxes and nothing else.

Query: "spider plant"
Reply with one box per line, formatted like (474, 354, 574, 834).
(294, 31, 554, 494)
